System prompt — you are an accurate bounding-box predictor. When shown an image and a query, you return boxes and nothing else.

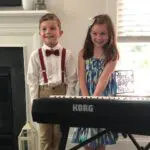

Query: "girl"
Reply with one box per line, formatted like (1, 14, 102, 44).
(72, 14, 119, 150)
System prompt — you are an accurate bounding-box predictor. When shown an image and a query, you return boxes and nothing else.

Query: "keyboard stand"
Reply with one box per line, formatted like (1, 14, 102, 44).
(123, 134, 150, 150)
(68, 129, 108, 150)
(62, 129, 150, 150)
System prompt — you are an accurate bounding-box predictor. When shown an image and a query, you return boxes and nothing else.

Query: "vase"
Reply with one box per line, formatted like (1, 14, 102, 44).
(35, 0, 46, 10)
(22, 0, 34, 10)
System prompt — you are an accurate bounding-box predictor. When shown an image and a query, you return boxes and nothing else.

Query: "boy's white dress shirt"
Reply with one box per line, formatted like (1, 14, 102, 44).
(27, 43, 78, 101)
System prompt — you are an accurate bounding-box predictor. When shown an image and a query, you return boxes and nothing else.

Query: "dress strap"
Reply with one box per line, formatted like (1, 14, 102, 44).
(39, 48, 66, 84)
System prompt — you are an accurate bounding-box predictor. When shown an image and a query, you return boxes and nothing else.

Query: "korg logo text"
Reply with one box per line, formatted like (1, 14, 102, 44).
(72, 104, 94, 112)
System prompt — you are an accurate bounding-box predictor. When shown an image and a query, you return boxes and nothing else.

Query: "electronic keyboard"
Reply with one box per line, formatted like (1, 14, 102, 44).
(32, 95, 150, 135)
(32, 96, 150, 150)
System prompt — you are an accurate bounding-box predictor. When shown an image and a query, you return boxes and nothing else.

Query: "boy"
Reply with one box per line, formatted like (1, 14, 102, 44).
(27, 13, 77, 150)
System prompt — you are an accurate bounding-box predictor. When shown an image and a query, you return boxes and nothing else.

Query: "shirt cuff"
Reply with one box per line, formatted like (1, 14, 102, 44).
(66, 84, 77, 96)
(28, 84, 39, 102)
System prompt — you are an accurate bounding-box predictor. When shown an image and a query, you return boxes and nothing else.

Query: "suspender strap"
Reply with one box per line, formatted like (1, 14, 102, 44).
(38, 48, 48, 83)
(61, 48, 66, 83)
(38, 48, 66, 84)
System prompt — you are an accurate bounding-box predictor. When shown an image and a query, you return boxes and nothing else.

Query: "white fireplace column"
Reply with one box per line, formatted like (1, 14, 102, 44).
(0, 10, 49, 122)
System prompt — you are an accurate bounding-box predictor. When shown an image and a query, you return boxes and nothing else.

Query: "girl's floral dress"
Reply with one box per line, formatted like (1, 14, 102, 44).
(71, 57, 118, 149)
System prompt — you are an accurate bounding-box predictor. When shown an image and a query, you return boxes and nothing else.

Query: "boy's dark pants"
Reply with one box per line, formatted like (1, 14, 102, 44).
(39, 84, 69, 150)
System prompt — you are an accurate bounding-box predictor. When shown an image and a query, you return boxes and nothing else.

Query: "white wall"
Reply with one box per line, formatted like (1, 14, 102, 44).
(45, 0, 117, 63)
(44, 1, 150, 149)
(0, 0, 149, 149)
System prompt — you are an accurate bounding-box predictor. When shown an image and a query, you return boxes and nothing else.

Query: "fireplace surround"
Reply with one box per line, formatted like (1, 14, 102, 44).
(0, 47, 25, 150)
(0, 10, 48, 150)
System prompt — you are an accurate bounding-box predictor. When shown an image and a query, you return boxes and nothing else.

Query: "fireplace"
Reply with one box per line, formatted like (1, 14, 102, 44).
(0, 10, 50, 150)
(0, 47, 26, 150)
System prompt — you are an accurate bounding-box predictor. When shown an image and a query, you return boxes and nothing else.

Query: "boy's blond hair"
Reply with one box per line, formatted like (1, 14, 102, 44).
(39, 13, 61, 29)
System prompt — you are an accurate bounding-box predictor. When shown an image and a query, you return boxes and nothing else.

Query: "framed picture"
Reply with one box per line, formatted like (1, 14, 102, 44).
(115, 70, 134, 94)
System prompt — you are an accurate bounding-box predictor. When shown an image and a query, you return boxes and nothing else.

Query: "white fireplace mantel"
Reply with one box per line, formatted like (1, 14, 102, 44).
(0, 9, 49, 67)
(0, 10, 49, 34)
(0, 10, 49, 121)
(0, 10, 48, 17)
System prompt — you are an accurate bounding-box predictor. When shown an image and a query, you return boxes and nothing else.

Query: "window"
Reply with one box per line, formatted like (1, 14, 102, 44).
(117, 0, 150, 95)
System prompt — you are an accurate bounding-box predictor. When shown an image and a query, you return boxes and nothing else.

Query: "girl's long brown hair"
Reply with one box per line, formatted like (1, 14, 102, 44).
(83, 14, 119, 64)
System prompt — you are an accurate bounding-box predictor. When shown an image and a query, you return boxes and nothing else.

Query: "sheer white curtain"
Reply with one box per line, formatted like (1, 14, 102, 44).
(117, 0, 150, 37)
(117, 0, 150, 95)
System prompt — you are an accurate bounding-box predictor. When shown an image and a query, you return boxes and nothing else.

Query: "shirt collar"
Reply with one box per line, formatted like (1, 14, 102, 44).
(42, 43, 62, 51)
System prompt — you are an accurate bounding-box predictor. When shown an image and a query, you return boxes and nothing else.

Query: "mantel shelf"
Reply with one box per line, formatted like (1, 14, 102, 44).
(0, 10, 49, 17)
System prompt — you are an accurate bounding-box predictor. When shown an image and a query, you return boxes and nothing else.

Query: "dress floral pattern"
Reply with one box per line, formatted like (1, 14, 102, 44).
(71, 57, 118, 149)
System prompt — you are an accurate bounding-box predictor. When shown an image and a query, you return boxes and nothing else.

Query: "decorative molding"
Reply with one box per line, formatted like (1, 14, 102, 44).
(0, 10, 49, 17)
(0, 24, 39, 35)
(0, 23, 39, 28)
(0, 30, 38, 36)
(0, 10, 49, 24)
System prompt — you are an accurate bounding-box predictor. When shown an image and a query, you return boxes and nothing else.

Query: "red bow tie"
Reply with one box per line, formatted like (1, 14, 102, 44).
(45, 49, 59, 56)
